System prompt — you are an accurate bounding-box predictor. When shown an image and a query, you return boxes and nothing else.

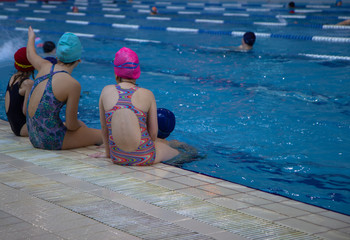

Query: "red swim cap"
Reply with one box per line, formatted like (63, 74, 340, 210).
(14, 47, 34, 72)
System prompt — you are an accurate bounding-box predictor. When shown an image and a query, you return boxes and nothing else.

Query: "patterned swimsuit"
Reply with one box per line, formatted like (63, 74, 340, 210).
(105, 85, 156, 166)
(27, 65, 68, 150)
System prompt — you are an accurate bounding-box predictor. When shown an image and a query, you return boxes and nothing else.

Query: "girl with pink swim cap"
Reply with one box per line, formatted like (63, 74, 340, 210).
(93, 47, 179, 165)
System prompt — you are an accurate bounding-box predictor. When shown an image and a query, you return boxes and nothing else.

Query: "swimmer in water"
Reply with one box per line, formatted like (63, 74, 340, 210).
(237, 32, 256, 51)
(156, 108, 201, 166)
(151, 6, 158, 15)
(43, 41, 57, 64)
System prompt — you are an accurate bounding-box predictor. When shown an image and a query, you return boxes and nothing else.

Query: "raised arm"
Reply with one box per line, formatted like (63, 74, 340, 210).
(27, 26, 48, 71)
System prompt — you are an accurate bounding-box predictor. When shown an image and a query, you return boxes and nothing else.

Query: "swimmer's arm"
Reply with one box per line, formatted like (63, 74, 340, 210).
(20, 79, 34, 116)
(64, 80, 82, 131)
(147, 93, 158, 141)
(27, 26, 48, 71)
(99, 95, 110, 158)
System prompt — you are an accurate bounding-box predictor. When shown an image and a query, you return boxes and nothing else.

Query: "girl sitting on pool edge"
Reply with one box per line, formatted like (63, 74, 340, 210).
(92, 47, 179, 165)
(5, 47, 34, 137)
(26, 26, 102, 150)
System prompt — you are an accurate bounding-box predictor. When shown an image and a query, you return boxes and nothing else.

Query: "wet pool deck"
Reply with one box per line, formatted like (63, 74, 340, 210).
(0, 119, 349, 240)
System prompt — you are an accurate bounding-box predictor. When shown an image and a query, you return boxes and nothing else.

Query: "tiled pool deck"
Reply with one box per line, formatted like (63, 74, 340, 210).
(0, 120, 349, 240)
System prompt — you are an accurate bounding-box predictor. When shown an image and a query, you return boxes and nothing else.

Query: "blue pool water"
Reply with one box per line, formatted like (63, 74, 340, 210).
(0, 0, 350, 215)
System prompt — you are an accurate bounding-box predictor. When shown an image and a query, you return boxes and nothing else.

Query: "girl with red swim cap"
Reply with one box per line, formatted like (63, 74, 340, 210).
(5, 47, 34, 136)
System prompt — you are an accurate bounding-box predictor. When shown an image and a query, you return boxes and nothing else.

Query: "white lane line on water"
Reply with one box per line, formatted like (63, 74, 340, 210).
(312, 36, 350, 43)
(41, 5, 56, 9)
(254, 22, 287, 26)
(187, 3, 205, 7)
(16, 27, 40, 32)
(25, 17, 46, 21)
(4, 8, 18, 12)
(102, 4, 118, 7)
(306, 5, 330, 8)
(133, 4, 149, 8)
(67, 12, 86, 16)
(138, 9, 150, 13)
(222, 3, 242, 7)
(147, 16, 171, 21)
(195, 19, 224, 24)
(71, 33, 95, 38)
(166, 27, 199, 33)
(0, 15, 8, 20)
(255, 33, 272, 38)
(246, 8, 271, 12)
(299, 53, 350, 61)
(34, 10, 50, 14)
(66, 20, 89, 25)
(15, 3, 29, 7)
(104, 14, 126, 18)
(231, 31, 245, 36)
(323, 25, 350, 29)
(124, 38, 161, 44)
(338, 16, 350, 20)
(276, 14, 306, 19)
(204, 7, 225, 11)
(156, 1, 171, 5)
(231, 31, 271, 38)
(102, 8, 120, 12)
(295, 9, 322, 13)
(166, 6, 186, 10)
(112, 23, 140, 29)
(262, 4, 283, 8)
(224, 13, 249, 17)
(178, 11, 201, 15)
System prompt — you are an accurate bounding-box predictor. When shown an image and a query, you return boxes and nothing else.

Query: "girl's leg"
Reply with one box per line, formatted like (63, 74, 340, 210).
(62, 126, 102, 150)
(20, 123, 29, 137)
(153, 140, 179, 164)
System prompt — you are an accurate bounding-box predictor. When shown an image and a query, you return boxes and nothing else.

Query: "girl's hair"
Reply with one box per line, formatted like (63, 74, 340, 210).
(11, 70, 34, 89)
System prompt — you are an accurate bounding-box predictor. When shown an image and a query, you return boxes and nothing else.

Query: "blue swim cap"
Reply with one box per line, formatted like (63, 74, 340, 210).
(157, 108, 176, 139)
(56, 33, 82, 63)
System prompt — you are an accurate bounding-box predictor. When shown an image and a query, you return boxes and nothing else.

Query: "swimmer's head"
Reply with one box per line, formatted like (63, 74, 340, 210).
(151, 6, 158, 14)
(243, 32, 256, 47)
(113, 47, 141, 80)
(288, 1, 295, 8)
(35, 37, 43, 48)
(336, 0, 342, 6)
(157, 108, 176, 139)
(43, 41, 56, 53)
(56, 32, 82, 63)
(14, 47, 34, 72)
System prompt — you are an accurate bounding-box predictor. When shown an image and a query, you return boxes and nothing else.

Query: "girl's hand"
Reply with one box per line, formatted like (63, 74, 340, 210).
(28, 26, 35, 40)
(89, 152, 108, 158)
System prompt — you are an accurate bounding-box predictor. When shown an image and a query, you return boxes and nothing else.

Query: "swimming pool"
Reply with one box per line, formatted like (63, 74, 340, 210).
(1, 0, 349, 216)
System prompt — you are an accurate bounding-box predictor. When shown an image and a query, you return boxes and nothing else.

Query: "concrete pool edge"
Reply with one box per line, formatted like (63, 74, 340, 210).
(0, 119, 349, 240)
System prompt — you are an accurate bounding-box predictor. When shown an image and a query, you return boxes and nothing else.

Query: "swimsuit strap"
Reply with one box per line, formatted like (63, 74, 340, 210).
(34, 64, 69, 86)
(115, 85, 139, 108)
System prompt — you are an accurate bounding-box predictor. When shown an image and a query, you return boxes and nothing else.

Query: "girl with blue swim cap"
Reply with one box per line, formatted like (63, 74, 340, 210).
(26, 26, 102, 150)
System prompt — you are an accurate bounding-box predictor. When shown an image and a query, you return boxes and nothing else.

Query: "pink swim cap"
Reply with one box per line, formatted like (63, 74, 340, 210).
(113, 47, 141, 80)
